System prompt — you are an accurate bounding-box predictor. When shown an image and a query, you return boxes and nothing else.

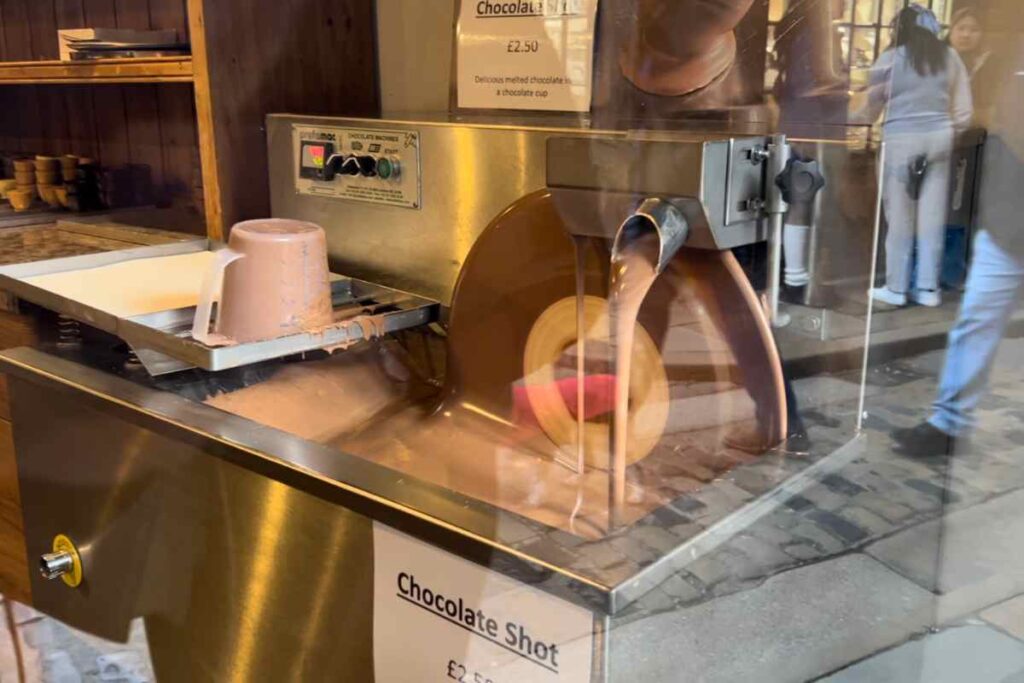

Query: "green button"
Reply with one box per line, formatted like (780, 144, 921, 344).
(377, 157, 393, 180)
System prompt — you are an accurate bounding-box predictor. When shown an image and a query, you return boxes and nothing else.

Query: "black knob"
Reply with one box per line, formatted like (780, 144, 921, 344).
(775, 156, 825, 204)
(319, 149, 351, 181)
(339, 156, 360, 176)
(355, 156, 378, 177)
(321, 156, 340, 181)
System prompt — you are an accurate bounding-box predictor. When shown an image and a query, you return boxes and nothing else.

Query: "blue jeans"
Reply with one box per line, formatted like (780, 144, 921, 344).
(942, 226, 969, 290)
(908, 225, 969, 292)
(930, 230, 1024, 436)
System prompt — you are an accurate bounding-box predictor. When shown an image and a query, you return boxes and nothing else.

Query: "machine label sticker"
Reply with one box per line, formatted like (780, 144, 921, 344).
(456, 0, 599, 112)
(373, 523, 594, 682)
(292, 125, 421, 209)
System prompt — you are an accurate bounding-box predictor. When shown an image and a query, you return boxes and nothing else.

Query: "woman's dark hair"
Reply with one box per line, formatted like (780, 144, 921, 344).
(893, 6, 948, 76)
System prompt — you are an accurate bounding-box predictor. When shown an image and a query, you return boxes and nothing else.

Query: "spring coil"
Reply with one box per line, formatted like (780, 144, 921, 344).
(56, 316, 82, 347)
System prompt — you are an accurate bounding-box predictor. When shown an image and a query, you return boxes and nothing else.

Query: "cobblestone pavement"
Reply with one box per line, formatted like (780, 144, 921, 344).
(0, 601, 152, 682)
(611, 337, 1024, 624)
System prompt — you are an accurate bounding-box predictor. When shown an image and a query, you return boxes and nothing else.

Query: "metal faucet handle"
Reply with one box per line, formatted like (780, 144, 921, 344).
(38, 535, 83, 587)
(775, 156, 826, 204)
(40, 551, 75, 580)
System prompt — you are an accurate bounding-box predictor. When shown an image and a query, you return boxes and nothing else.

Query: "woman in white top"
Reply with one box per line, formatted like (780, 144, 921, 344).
(868, 5, 973, 308)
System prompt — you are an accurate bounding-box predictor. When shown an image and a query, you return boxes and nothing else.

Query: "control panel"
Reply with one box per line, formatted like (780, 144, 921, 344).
(293, 125, 421, 209)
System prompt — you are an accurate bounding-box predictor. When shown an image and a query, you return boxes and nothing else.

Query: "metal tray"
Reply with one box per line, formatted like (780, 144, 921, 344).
(0, 241, 440, 375)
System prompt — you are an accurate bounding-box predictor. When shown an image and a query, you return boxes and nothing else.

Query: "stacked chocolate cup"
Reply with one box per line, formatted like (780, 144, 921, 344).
(36, 155, 61, 208)
(59, 155, 79, 209)
(9, 159, 36, 212)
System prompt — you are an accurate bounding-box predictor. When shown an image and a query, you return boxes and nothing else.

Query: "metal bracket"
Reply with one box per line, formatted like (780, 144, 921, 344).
(765, 134, 791, 329)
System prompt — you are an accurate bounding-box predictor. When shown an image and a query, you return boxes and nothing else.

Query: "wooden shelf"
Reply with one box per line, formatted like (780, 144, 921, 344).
(0, 56, 193, 85)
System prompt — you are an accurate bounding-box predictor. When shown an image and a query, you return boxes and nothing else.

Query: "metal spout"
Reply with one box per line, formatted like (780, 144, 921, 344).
(611, 198, 690, 274)
(607, 198, 688, 529)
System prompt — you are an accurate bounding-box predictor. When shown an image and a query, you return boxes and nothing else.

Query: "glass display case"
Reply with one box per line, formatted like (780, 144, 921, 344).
(0, 0, 1021, 681)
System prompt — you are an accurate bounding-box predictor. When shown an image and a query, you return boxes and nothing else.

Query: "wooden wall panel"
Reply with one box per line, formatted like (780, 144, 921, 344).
(156, 84, 195, 198)
(149, 0, 189, 42)
(63, 85, 100, 159)
(0, 1, 33, 62)
(0, 311, 42, 606)
(26, 1, 60, 59)
(80, 0, 117, 35)
(0, 416, 30, 606)
(91, 87, 130, 165)
(54, 0, 87, 30)
(0, 0, 192, 60)
(190, 0, 380, 237)
(0, 0, 202, 214)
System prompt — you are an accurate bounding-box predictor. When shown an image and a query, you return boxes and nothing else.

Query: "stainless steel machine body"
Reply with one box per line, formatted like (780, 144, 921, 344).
(269, 116, 884, 342)
(1, 117, 875, 681)
(7, 354, 376, 680)
(268, 116, 779, 304)
(2, 347, 616, 680)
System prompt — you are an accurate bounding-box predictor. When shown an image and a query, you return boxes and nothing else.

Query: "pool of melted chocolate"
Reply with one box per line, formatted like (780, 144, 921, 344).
(201, 192, 783, 541)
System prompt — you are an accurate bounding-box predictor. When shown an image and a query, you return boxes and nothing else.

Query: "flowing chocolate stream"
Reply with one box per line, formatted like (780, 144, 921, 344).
(609, 230, 662, 519)
(573, 236, 588, 475)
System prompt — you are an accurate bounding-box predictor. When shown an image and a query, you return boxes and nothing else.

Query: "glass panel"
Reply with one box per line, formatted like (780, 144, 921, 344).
(837, 24, 854, 70)
(851, 26, 879, 69)
(881, 0, 905, 27)
(854, 0, 881, 25)
(841, 0, 855, 23)
(10, 0, 1024, 681)
(878, 22, 894, 53)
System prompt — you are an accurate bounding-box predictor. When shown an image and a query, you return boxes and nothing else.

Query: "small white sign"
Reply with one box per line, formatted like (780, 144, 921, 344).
(456, 0, 599, 112)
(373, 523, 595, 682)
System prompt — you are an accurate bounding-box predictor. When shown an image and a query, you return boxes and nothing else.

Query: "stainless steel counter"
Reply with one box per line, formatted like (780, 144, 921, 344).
(0, 312, 884, 683)
(0, 345, 620, 610)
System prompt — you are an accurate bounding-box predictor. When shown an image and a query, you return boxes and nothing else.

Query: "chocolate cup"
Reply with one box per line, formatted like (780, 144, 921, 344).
(34, 156, 59, 172)
(8, 189, 34, 211)
(620, 0, 756, 96)
(620, 30, 737, 96)
(216, 219, 333, 344)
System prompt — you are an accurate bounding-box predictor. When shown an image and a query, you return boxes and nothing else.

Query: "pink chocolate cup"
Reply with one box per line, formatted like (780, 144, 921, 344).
(217, 219, 333, 344)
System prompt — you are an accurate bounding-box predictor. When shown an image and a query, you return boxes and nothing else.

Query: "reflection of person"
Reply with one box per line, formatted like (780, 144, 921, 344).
(943, 9, 991, 291)
(893, 32, 1024, 456)
(948, 9, 992, 86)
(867, 6, 973, 309)
(773, 0, 849, 105)
(772, 1, 849, 292)
(619, 0, 757, 96)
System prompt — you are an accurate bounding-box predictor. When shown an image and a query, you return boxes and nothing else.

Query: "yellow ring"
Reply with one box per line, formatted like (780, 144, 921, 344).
(52, 534, 83, 588)
(523, 296, 669, 470)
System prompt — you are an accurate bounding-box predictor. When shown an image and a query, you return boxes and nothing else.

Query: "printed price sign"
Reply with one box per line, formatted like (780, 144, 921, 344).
(373, 523, 595, 682)
(456, 0, 600, 112)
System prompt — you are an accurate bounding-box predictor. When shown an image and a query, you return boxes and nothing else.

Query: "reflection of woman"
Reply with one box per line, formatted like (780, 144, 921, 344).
(893, 17, 1024, 456)
(868, 6, 973, 308)
(943, 8, 991, 290)
(948, 9, 991, 81)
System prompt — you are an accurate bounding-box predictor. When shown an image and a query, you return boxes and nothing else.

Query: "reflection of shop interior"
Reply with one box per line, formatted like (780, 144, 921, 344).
(767, 0, 956, 84)
(781, 287, 1024, 370)
(768, 130, 1017, 379)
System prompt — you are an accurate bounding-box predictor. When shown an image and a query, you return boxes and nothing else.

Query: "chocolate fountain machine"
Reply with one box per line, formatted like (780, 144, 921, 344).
(0, 116, 868, 682)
